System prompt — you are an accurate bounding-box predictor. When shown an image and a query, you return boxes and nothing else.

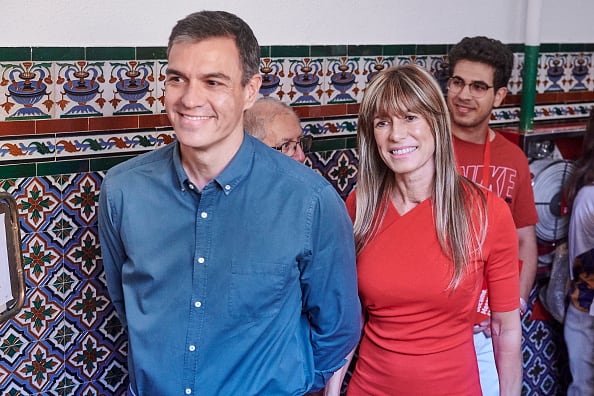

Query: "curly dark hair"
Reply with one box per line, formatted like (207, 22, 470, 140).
(447, 36, 514, 91)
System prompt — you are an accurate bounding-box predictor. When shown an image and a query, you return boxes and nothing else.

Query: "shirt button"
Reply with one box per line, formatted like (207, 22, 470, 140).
(185, 389, 192, 395)
(201, 212, 208, 219)
(197, 257, 205, 264)
(194, 301, 202, 308)
(188, 184, 195, 190)
(189, 345, 196, 351)
(224, 184, 231, 191)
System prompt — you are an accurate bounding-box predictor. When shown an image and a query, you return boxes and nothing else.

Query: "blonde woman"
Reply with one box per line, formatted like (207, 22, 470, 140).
(346, 64, 522, 395)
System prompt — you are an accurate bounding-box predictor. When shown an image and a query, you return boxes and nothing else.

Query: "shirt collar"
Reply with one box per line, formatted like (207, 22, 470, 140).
(171, 133, 255, 195)
(213, 132, 255, 195)
(172, 142, 190, 191)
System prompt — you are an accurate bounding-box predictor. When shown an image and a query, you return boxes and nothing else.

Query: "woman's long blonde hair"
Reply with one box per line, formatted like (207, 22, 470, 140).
(353, 64, 487, 289)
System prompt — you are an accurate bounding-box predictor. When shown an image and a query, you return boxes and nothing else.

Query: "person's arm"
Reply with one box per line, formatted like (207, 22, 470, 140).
(517, 225, 537, 305)
(301, 185, 362, 391)
(485, 193, 522, 395)
(491, 310, 522, 396)
(97, 177, 128, 328)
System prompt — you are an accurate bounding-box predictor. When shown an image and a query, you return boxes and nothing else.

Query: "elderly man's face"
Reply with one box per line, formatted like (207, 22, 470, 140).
(263, 113, 307, 163)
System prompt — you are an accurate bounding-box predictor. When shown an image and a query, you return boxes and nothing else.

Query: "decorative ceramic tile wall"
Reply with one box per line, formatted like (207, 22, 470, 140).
(1, 42, 593, 395)
(1, 44, 593, 125)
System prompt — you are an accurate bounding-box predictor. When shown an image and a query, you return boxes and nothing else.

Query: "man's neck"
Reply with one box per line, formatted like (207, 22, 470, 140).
(452, 125, 493, 144)
(179, 136, 244, 191)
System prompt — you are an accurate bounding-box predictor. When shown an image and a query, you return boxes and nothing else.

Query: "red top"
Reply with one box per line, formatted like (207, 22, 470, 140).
(454, 131, 536, 322)
(346, 190, 519, 396)
(453, 132, 538, 229)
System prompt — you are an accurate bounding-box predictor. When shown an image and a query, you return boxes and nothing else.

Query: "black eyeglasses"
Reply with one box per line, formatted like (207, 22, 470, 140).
(447, 76, 493, 98)
(273, 135, 313, 156)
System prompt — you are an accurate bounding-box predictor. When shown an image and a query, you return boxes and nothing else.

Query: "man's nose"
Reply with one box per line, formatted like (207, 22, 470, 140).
(292, 144, 306, 163)
(181, 81, 205, 107)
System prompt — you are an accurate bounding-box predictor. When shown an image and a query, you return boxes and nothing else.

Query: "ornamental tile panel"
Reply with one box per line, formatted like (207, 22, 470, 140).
(15, 177, 61, 233)
(21, 231, 62, 288)
(55, 128, 176, 160)
(65, 332, 109, 382)
(0, 134, 57, 163)
(62, 172, 101, 227)
(15, 341, 63, 393)
(54, 61, 109, 119)
(14, 287, 62, 340)
(0, 61, 56, 121)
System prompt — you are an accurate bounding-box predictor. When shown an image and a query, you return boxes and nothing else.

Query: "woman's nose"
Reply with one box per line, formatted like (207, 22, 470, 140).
(389, 120, 408, 140)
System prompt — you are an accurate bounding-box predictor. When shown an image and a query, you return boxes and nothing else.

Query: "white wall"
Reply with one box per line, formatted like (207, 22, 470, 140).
(6, 0, 593, 46)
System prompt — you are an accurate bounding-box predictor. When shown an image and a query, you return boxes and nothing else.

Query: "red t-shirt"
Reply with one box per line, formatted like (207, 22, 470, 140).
(454, 132, 537, 322)
(346, 191, 519, 396)
(453, 132, 538, 229)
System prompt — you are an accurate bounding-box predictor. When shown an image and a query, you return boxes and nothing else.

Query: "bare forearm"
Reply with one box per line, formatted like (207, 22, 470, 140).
(491, 310, 522, 396)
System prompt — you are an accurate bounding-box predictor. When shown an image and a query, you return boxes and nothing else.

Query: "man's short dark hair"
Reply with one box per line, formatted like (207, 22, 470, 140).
(167, 10, 260, 86)
(447, 36, 514, 91)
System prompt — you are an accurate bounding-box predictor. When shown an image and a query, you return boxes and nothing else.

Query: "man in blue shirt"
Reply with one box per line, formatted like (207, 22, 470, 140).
(98, 10, 361, 396)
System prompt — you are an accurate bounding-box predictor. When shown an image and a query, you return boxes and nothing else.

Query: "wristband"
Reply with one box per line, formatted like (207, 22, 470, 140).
(519, 297, 528, 316)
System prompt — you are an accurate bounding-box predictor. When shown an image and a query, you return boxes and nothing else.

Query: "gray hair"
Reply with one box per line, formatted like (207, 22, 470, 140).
(244, 98, 300, 140)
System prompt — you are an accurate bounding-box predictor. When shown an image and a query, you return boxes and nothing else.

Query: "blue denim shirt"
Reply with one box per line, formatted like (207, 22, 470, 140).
(98, 134, 361, 395)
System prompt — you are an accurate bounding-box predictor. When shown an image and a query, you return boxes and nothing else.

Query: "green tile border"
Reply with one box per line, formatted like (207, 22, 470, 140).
(260, 46, 271, 58)
(136, 47, 168, 60)
(0, 163, 36, 178)
(0, 47, 31, 62)
(347, 45, 383, 56)
(90, 155, 135, 172)
(383, 44, 417, 56)
(312, 137, 349, 152)
(345, 136, 358, 149)
(37, 159, 89, 176)
(540, 43, 561, 52)
(311, 45, 347, 57)
(0, 43, 592, 65)
(416, 45, 448, 55)
(86, 47, 136, 61)
(270, 45, 309, 58)
(33, 47, 85, 61)
(559, 43, 586, 52)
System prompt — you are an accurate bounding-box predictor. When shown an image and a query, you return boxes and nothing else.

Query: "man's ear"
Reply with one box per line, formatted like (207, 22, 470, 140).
(493, 86, 508, 108)
(244, 74, 262, 110)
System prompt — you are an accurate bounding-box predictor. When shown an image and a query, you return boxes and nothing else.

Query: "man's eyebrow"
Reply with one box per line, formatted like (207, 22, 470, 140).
(164, 68, 231, 82)
(165, 67, 183, 76)
(452, 75, 490, 85)
(204, 72, 231, 81)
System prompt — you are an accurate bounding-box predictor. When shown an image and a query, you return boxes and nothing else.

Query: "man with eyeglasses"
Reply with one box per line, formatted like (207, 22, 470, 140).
(244, 97, 312, 163)
(447, 36, 538, 396)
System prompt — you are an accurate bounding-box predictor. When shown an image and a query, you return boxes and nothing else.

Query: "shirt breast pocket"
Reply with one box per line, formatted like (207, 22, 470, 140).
(229, 259, 289, 321)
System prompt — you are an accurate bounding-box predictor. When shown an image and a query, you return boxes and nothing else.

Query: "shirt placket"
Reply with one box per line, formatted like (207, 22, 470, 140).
(182, 182, 213, 395)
